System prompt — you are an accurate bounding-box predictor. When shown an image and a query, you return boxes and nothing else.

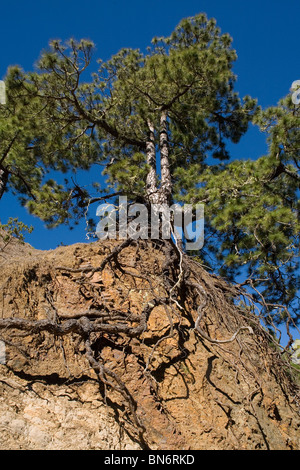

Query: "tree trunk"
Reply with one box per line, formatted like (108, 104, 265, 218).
(146, 119, 159, 204)
(0, 167, 8, 201)
(159, 110, 172, 205)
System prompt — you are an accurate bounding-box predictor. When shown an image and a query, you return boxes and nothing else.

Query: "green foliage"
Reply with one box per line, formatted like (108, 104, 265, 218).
(0, 38, 102, 226)
(4, 14, 255, 218)
(180, 95, 300, 323)
(0, 217, 33, 244)
(103, 152, 149, 196)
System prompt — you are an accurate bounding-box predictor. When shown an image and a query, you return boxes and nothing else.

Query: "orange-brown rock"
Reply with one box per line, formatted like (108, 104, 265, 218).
(0, 236, 299, 450)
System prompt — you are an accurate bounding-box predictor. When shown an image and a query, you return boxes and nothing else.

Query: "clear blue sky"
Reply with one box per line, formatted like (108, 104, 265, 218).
(0, 0, 299, 249)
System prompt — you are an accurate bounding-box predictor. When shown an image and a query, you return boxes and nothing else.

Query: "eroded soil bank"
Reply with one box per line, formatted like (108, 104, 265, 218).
(0, 237, 299, 449)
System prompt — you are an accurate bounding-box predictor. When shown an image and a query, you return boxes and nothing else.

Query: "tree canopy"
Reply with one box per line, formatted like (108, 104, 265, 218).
(195, 95, 300, 329)
(3, 14, 256, 214)
(0, 13, 299, 338)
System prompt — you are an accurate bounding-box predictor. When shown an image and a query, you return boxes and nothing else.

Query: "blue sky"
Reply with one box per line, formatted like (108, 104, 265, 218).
(0, 0, 299, 249)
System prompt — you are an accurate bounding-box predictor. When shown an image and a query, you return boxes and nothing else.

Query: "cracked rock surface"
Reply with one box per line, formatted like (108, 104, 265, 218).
(0, 236, 299, 450)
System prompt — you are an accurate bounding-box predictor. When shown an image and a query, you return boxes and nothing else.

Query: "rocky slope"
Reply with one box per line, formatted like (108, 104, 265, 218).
(0, 235, 299, 450)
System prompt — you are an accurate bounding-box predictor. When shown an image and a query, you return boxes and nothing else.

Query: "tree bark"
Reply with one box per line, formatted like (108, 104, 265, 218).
(159, 110, 172, 205)
(146, 112, 172, 206)
(146, 119, 159, 204)
(0, 167, 8, 201)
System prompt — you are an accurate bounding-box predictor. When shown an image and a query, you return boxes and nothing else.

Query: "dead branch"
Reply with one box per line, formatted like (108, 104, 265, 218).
(0, 299, 158, 338)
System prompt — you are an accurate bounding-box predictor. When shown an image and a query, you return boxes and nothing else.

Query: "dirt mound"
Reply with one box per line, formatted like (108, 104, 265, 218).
(0, 237, 299, 450)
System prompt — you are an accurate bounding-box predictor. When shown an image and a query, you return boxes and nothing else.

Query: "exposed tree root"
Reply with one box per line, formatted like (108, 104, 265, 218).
(0, 237, 299, 445)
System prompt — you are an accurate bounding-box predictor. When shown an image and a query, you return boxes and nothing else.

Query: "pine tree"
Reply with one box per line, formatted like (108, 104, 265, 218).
(1, 16, 300, 440)
(0, 50, 100, 227)
(190, 94, 300, 330)
(2, 13, 299, 333)
(8, 15, 255, 216)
